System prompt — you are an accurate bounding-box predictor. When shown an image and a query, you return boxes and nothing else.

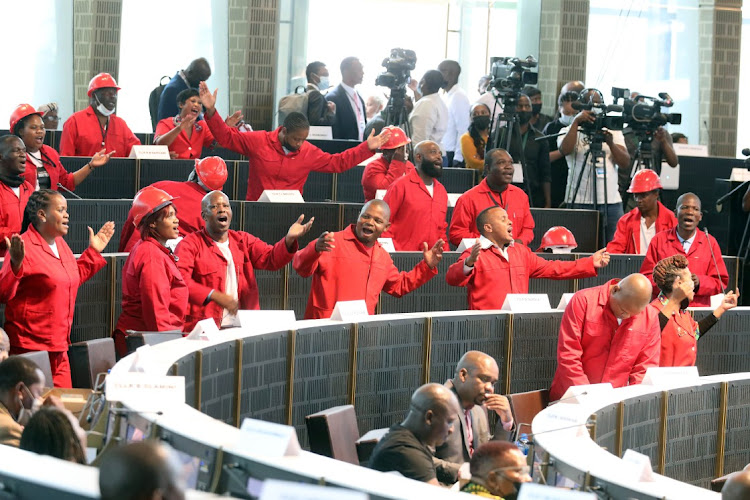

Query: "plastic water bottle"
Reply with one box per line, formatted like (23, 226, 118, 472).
(516, 433, 530, 456)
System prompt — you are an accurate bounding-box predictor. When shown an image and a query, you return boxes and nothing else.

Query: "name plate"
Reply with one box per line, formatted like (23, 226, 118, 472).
(447, 193, 463, 207)
(456, 238, 477, 253)
(642, 366, 699, 386)
(236, 309, 296, 332)
(106, 373, 185, 409)
(518, 483, 597, 500)
(239, 418, 301, 457)
(260, 480, 368, 500)
(307, 126, 333, 140)
(512, 162, 524, 183)
(673, 143, 708, 157)
(375, 189, 386, 200)
(257, 190, 305, 203)
(501, 294, 551, 313)
(330, 300, 369, 321)
(128, 145, 171, 159)
(558, 383, 613, 404)
(557, 293, 575, 310)
(377, 238, 396, 253)
(730, 168, 750, 182)
(186, 318, 220, 341)
(621, 449, 655, 482)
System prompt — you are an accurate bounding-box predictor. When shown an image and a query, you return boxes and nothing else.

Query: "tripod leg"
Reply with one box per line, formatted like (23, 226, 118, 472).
(568, 150, 591, 209)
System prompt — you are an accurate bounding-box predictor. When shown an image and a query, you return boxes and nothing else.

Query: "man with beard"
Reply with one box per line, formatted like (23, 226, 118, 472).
(494, 94, 551, 208)
(640, 193, 728, 307)
(175, 190, 313, 330)
(0, 136, 34, 257)
(432, 351, 514, 484)
(447, 206, 608, 310)
(382, 141, 449, 251)
(293, 199, 444, 319)
(60, 73, 141, 158)
(199, 83, 390, 201)
(369, 383, 461, 485)
(449, 149, 535, 246)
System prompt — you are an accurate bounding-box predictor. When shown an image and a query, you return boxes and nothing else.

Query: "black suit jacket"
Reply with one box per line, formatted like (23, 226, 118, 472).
(326, 84, 366, 140)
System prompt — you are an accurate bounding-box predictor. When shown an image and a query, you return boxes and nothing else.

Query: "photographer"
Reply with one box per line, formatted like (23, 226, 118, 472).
(558, 89, 631, 244)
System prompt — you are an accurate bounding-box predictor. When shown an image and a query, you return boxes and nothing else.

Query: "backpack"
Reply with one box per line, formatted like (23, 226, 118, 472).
(277, 86, 309, 126)
(148, 75, 172, 132)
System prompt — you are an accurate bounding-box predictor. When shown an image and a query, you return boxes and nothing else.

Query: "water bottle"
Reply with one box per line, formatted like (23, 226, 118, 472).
(515, 432, 530, 456)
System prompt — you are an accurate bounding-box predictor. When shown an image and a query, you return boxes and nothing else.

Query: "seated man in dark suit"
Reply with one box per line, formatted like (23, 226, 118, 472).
(326, 57, 366, 140)
(369, 383, 461, 485)
(434, 350, 515, 484)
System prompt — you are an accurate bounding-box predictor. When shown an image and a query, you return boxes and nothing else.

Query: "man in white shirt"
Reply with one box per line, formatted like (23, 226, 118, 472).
(326, 57, 367, 140)
(409, 70, 449, 149)
(438, 60, 471, 166)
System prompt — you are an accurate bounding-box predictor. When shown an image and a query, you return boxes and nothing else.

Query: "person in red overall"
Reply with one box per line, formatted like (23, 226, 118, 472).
(293, 199, 444, 319)
(361, 126, 415, 202)
(650, 255, 739, 367)
(118, 156, 228, 252)
(0, 136, 34, 257)
(447, 207, 608, 310)
(198, 81, 391, 201)
(154, 89, 219, 160)
(0, 190, 114, 387)
(449, 148, 534, 247)
(549, 273, 660, 401)
(382, 140, 450, 251)
(113, 187, 188, 357)
(640, 192, 728, 306)
(175, 190, 313, 330)
(607, 169, 676, 255)
(59, 73, 141, 158)
(10, 104, 114, 193)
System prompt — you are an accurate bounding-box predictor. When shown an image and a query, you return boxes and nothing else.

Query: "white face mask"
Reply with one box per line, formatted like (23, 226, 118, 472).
(559, 113, 574, 126)
(317, 75, 330, 91)
(95, 95, 116, 117)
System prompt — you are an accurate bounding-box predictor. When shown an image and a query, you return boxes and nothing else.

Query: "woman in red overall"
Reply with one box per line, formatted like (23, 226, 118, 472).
(113, 187, 188, 357)
(0, 190, 114, 387)
(650, 255, 738, 366)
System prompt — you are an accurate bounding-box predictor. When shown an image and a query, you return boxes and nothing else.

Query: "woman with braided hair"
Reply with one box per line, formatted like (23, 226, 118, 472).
(650, 254, 738, 366)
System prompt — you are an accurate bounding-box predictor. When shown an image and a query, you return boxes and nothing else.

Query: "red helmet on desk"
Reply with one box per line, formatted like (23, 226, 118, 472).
(88, 73, 121, 97)
(9, 104, 43, 134)
(628, 169, 662, 193)
(195, 156, 228, 191)
(537, 226, 578, 253)
(380, 126, 411, 150)
(132, 186, 174, 227)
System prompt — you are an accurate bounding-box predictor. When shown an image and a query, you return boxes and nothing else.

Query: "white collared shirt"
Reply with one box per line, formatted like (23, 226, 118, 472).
(639, 216, 657, 255)
(676, 230, 696, 254)
(441, 85, 471, 161)
(463, 236, 512, 274)
(341, 82, 365, 141)
(409, 93, 449, 150)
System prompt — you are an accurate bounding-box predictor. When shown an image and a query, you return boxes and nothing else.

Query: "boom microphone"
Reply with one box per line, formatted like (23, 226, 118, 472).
(742, 148, 750, 156)
(704, 228, 727, 295)
(658, 92, 674, 106)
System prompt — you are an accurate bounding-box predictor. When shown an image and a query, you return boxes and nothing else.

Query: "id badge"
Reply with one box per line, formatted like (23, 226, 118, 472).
(596, 166, 605, 179)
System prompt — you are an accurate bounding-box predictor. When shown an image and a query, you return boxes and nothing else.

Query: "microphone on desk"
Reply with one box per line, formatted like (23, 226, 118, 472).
(704, 228, 727, 295)
(58, 183, 82, 199)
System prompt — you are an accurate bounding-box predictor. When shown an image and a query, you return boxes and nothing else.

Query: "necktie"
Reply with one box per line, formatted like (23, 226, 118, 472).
(465, 409, 474, 457)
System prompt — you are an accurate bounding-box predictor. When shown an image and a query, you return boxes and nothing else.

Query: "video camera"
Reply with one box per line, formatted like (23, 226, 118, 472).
(613, 87, 682, 132)
(489, 56, 538, 100)
(375, 48, 417, 91)
(572, 90, 624, 139)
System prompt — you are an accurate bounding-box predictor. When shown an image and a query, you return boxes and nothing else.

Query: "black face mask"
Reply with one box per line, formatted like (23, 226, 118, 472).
(421, 158, 442, 179)
(531, 103, 542, 115)
(517, 111, 533, 125)
(472, 115, 491, 130)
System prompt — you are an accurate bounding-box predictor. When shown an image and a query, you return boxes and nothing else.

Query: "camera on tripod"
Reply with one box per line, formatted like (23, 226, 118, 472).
(489, 56, 538, 99)
(573, 90, 624, 138)
(614, 87, 682, 133)
(375, 48, 417, 90)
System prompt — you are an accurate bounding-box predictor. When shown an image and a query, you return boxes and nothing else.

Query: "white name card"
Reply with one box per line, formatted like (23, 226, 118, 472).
(558, 383, 613, 404)
(105, 373, 185, 409)
(186, 318, 220, 341)
(621, 449, 655, 482)
(307, 126, 333, 140)
(377, 238, 396, 253)
(518, 483, 597, 500)
(673, 143, 708, 157)
(710, 293, 725, 309)
(330, 300, 369, 322)
(730, 168, 750, 182)
(456, 238, 477, 253)
(239, 418, 301, 457)
(557, 293, 575, 310)
(642, 366, 699, 386)
(375, 189, 386, 200)
(512, 162, 524, 183)
(236, 310, 296, 332)
(257, 190, 305, 203)
(501, 294, 551, 313)
(128, 145, 171, 159)
(260, 479, 367, 500)
(447, 193, 463, 207)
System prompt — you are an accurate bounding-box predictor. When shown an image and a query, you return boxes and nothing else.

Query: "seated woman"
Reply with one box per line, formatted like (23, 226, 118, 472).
(113, 187, 188, 357)
(650, 255, 739, 367)
(154, 89, 217, 160)
(460, 103, 491, 171)
(0, 190, 114, 387)
(20, 407, 86, 464)
(10, 104, 113, 192)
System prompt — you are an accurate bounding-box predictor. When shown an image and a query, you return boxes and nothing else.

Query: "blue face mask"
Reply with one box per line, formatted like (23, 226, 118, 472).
(559, 113, 574, 126)
(317, 75, 330, 91)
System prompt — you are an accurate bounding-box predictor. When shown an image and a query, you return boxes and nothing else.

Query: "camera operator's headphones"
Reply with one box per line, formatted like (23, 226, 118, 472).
(578, 88, 604, 105)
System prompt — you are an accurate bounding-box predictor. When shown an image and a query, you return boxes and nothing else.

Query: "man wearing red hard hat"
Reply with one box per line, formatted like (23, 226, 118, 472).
(606, 169, 676, 255)
(118, 156, 229, 252)
(361, 125, 415, 202)
(59, 73, 141, 158)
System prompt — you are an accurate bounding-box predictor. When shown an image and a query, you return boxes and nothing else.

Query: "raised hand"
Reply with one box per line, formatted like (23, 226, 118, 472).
(5, 234, 25, 273)
(719, 290, 739, 313)
(89, 221, 115, 253)
(422, 239, 444, 269)
(286, 214, 315, 249)
(198, 81, 217, 114)
(225, 110, 243, 128)
(465, 240, 481, 268)
(484, 394, 514, 430)
(366, 128, 392, 151)
(592, 248, 610, 268)
(90, 148, 115, 168)
(179, 114, 197, 131)
(315, 231, 335, 253)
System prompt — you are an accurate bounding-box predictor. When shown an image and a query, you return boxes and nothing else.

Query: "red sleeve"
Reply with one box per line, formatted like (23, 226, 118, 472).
(292, 239, 322, 277)
(205, 111, 260, 156)
(76, 247, 107, 284)
(308, 141, 374, 174)
(629, 310, 661, 385)
(174, 236, 213, 306)
(640, 237, 659, 289)
(448, 196, 474, 246)
(554, 292, 591, 390)
(202, 122, 216, 148)
(527, 251, 597, 280)
(363, 160, 408, 195)
(44, 149, 76, 192)
(244, 233, 296, 271)
(154, 119, 172, 140)
(518, 198, 535, 246)
(695, 237, 729, 296)
(123, 122, 141, 157)
(136, 251, 180, 331)
(0, 255, 23, 303)
(607, 215, 630, 254)
(382, 258, 437, 298)
(59, 117, 78, 156)
(445, 249, 473, 287)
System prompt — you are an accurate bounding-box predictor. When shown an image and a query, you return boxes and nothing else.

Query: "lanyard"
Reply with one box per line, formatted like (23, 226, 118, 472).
(486, 189, 508, 209)
(98, 118, 109, 148)
(521, 130, 529, 152)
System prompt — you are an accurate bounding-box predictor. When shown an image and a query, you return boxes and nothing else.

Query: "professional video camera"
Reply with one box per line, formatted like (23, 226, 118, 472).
(375, 48, 417, 90)
(488, 56, 538, 104)
(572, 91, 624, 140)
(612, 88, 682, 132)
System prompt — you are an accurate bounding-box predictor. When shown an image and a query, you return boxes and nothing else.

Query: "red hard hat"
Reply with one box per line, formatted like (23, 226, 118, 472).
(380, 126, 411, 150)
(132, 186, 174, 227)
(537, 226, 578, 252)
(87, 73, 121, 97)
(628, 169, 662, 193)
(195, 156, 228, 191)
(9, 104, 43, 133)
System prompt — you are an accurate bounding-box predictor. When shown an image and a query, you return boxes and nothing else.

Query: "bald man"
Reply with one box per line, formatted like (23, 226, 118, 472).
(447, 206, 608, 310)
(369, 383, 461, 485)
(433, 351, 514, 484)
(293, 200, 444, 319)
(382, 141, 449, 251)
(99, 441, 184, 500)
(175, 190, 313, 330)
(549, 273, 660, 401)
(723, 469, 750, 500)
